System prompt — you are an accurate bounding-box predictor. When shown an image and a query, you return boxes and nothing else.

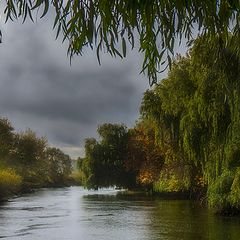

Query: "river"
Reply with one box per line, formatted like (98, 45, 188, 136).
(0, 187, 239, 240)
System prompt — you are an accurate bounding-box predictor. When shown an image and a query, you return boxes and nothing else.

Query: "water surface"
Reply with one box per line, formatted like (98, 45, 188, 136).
(0, 187, 239, 240)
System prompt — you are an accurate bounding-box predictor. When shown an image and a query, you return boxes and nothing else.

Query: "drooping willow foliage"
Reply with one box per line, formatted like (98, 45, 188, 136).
(2, 0, 240, 84)
(141, 35, 240, 211)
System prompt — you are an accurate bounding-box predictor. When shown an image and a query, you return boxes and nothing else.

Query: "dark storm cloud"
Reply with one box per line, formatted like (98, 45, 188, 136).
(0, 17, 148, 157)
(0, 65, 137, 124)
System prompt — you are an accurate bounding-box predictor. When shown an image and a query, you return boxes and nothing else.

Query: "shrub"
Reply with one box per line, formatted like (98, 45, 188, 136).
(153, 171, 186, 193)
(207, 170, 234, 211)
(229, 168, 240, 208)
(70, 171, 85, 186)
(0, 169, 22, 198)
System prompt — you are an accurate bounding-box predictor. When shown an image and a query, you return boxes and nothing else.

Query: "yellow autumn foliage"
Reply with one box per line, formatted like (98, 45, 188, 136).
(0, 169, 22, 197)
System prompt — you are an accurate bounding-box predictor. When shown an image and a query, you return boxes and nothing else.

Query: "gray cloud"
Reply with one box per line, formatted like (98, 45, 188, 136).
(0, 16, 149, 158)
(0, 66, 138, 123)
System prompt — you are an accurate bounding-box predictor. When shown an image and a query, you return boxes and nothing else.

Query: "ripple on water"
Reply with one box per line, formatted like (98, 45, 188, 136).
(1, 187, 240, 240)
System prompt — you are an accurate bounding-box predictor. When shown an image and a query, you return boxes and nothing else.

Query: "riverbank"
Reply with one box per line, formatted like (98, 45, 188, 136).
(0, 176, 78, 202)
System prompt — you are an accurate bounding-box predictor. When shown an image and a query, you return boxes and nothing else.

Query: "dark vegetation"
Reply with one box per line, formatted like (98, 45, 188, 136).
(0, 118, 72, 200)
(78, 36, 240, 214)
(2, 1, 240, 85)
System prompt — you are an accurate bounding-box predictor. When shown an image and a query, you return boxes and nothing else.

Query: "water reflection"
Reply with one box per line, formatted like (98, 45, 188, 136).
(0, 187, 239, 240)
(150, 200, 240, 240)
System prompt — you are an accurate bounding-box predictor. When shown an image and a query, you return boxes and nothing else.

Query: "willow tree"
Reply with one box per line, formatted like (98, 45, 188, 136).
(140, 35, 240, 212)
(140, 59, 200, 194)
(2, 0, 240, 84)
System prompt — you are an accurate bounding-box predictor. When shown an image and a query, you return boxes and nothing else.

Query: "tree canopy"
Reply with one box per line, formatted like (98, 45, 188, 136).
(0, 116, 73, 198)
(79, 123, 136, 189)
(2, 0, 240, 84)
(140, 35, 240, 212)
(78, 36, 240, 213)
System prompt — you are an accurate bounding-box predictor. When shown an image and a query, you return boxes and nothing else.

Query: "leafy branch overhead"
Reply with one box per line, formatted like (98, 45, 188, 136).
(3, 0, 240, 84)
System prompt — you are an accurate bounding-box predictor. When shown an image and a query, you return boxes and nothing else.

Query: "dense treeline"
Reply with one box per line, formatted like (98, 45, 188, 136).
(78, 121, 164, 190)
(143, 36, 240, 214)
(0, 118, 72, 200)
(78, 35, 240, 214)
(77, 124, 134, 189)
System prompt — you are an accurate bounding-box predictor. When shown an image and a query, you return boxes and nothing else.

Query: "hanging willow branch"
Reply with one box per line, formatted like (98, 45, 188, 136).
(2, 0, 240, 85)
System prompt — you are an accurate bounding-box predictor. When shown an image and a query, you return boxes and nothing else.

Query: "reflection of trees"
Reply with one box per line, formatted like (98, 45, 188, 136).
(149, 200, 240, 240)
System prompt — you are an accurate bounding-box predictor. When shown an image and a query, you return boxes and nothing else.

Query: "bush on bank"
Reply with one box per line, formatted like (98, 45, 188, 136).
(0, 168, 22, 199)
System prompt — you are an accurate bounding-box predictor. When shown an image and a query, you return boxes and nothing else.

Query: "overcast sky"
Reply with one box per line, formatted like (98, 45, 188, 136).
(0, 12, 186, 158)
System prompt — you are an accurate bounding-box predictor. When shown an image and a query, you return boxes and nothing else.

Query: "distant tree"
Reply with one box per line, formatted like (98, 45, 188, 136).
(2, 0, 239, 84)
(0, 118, 14, 159)
(10, 129, 47, 185)
(13, 129, 46, 166)
(46, 147, 72, 185)
(80, 138, 98, 188)
(80, 123, 136, 189)
(0, 116, 73, 195)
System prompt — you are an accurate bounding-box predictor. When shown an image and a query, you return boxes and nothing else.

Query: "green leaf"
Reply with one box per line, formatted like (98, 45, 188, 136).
(97, 43, 102, 65)
(31, 0, 44, 10)
(41, 0, 49, 18)
(122, 37, 126, 57)
(167, 55, 172, 69)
